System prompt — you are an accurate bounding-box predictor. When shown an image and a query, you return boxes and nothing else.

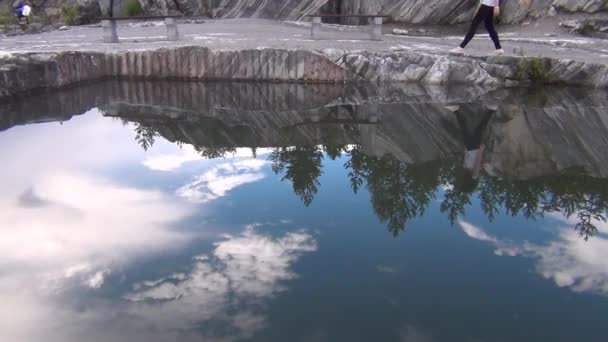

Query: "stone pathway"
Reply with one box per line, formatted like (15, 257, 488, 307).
(1, 19, 607, 65)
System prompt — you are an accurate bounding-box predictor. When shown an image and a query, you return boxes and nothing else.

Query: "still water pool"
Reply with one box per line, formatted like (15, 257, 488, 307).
(1, 81, 608, 342)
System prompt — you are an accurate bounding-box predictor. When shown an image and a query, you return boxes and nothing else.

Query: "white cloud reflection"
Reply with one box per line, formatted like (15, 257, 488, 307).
(0, 111, 281, 342)
(177, 159, 268, 203)
(123, 227, 317, 341)
(459, 218, 608, 296)
(0, 226, 317, 342)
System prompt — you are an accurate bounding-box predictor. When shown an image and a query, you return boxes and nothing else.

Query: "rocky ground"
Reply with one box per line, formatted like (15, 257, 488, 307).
(1, 18, 607, 63)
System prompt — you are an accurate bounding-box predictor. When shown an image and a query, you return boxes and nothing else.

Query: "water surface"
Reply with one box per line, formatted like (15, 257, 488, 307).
(1, 81, 608, 342)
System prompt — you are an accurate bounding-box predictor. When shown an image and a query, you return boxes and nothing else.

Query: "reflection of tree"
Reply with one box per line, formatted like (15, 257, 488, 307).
(133, 122, 158, 151)
(324, 144, 345, 161)
(270, 146, 324, 206)
(345, 146, 442, 236)
(477, 175, 608, 240)
(439, 163, 472, 225)
(128, 120, 236, 158)
(193, 145, 236, 159)
(342, 146, 608, 239)
(122, 117, 608, 240)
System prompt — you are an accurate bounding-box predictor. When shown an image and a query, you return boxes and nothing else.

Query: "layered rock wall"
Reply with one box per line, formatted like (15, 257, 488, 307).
(214, 0, 327, 20)
(2, 47, 608, 98)
(212, 0, 608, 24)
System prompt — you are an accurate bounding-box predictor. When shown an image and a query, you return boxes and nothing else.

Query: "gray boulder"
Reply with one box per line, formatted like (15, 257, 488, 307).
(560, 18, 608, 36)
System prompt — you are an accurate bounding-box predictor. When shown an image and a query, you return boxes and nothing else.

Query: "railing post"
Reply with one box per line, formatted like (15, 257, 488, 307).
(165, 17, 179, 41)
(311, 16, 321, 39)
(370, 16, 383, 41)
(102, 19, 118, 43)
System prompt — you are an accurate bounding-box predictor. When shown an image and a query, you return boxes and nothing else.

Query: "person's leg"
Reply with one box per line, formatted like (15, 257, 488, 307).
(459, 7, 485, 48)
(484, 10, 502, 49)
(455, 111, 479, 150)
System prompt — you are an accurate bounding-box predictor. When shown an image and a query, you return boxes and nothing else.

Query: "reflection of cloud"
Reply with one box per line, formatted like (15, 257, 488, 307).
(143, 146, 273, 172)
(459, 221, 497, 243)
(459, 219, 608, 296)
(142, 145, 203, 171)
(0, 112, 204, 342)
(86, 269, 110, 289)
(377, 265, 399, 274)
(399, 324, 434, 342)
(0, 112, 290, 342)
(0, 174, 192, 271)
(177, 159, 268, 203)
(124, 227, 317, 341)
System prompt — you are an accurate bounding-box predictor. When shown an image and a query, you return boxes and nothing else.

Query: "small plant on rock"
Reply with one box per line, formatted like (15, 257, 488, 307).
(125, 0, 143, 17)
(61, 4, 78, 26)
(518, 57, 555, 83)
(0, 6, 18, 32)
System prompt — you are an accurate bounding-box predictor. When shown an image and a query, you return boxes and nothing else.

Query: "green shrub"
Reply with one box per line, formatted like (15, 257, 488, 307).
(0, 6, 17, 32)
(0, 14, 17, 26)
(125, 0, 143, 17)
(517, 57, 556, 83)
(61, 4, 78, 25)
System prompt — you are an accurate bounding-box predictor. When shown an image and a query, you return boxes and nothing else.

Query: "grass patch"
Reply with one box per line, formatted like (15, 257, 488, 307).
(517, 57, 556, 83)
(61, 4, 78, 25)
(125, 0, 143, 17)
(0, 5, 17, 31)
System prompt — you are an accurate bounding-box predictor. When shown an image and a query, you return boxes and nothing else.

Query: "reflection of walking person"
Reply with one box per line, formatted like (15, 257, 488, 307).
(450, 0, 504, 56)
(445, 103, 494, 193)
(455, 109, 493, 178)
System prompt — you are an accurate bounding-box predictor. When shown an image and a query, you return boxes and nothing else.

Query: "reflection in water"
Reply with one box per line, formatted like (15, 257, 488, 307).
(176, 158, 268, 203)
(460, 219, 608, 296)
(2, 81, 607, 239)
(123, 226, 317, 342)
(2, 81, 608, 341)
(53, 81, 605, 240)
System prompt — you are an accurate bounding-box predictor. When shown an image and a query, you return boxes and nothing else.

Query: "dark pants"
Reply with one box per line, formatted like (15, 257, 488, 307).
(455, 109, 493, 151)
(460, 4, 501, 49)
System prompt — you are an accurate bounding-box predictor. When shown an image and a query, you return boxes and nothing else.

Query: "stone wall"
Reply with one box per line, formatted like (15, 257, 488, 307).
(214, 0, 327, 20)
(20, 0, 608, 25)
(212, 0, 608, 24)
(1, 47, 608, 99)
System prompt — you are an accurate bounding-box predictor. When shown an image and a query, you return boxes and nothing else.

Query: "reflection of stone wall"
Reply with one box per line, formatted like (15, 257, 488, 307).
(2, 80, 608, 178)
(485, 88, 608, 178)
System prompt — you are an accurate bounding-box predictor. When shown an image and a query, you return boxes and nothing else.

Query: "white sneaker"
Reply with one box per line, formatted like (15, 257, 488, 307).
(492, 49, 505, 55)
(449, 47, 465, 55)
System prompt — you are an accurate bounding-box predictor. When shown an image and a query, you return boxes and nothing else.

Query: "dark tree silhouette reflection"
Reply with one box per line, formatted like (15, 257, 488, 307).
(124, 120, 608, 240)
(343, 146, 608, 239)
(270, 146, 324, 207)
(345, 146, 442, 236)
